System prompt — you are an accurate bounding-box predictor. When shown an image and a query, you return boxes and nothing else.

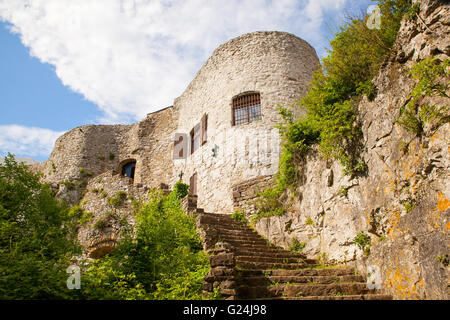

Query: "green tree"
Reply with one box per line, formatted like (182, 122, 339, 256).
(77, 189, 210, 300)
(0, 154, 79, 299)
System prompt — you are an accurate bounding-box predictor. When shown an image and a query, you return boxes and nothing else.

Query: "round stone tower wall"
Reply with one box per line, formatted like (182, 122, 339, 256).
(172, 31, 319, 213)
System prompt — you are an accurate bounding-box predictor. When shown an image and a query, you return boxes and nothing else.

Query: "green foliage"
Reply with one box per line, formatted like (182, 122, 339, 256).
(109, 153, 115, 160)
(289, 238, 306, 254)
(406, 2, 421, 20)
(0, 154, 209, 300)
(61, 180, 75, 190)
(79, 168, 85, 174)
(251, 1, 412, 223)
(74, 190, 209, 300)
(353, 231, 372, 256)
(68, 205, 91, 225)
(98, 155, 105, 161)
(398, 57, 450, 134)
(108, 191, 127, 207)
(403, 200, 416, 213)
(275, 0, 411, 189)
(435, 255, 449, 267)
(172, 180, 189, 200)
(338, 186, 349, 197)
(0, 154, 80, 299)
(93, 218, 109, 230)
(305, 217, 314, 226)
(231, 209, 248, 224)
(252, 186, 284, 223)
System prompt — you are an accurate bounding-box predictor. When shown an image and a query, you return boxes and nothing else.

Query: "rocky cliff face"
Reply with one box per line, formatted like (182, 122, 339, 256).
(254, 0, 449, 300)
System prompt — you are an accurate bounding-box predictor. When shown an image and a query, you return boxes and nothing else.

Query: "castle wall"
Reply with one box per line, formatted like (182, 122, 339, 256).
(172, 31, 319, 213)
(34, 105, 177, 204)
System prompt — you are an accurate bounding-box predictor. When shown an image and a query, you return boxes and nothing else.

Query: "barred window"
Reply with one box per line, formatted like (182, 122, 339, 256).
(232, 92, 261, 126)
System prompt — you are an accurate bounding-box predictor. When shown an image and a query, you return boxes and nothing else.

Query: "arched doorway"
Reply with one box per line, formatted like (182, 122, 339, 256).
(120, 160, 136, 179)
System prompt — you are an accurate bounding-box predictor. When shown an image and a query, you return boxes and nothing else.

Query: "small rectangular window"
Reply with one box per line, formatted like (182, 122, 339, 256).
(232, 92, 261, 126)
(191, 123, 201, 154)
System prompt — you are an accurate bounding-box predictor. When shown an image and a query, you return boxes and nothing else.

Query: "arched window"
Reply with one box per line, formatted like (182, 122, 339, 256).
(232, 92, 261, 126)
(120, 160, 136, 179)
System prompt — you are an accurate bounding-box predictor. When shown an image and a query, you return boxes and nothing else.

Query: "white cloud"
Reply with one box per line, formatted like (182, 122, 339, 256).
(0, 0, 351, 126)
(0, 125, 64, 158)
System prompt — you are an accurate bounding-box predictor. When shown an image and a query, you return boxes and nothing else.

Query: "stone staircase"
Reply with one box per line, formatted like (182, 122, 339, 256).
(195, 210, 392, 300)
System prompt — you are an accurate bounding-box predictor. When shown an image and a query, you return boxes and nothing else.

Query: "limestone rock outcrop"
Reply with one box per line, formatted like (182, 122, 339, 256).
(253, 0, 449, 300)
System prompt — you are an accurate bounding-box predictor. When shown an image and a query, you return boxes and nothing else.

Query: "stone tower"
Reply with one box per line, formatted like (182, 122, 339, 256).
(173, 31, 319, 213)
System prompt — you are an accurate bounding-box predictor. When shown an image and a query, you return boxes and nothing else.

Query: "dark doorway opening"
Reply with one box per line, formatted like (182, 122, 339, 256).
(121, 161, 136, 179)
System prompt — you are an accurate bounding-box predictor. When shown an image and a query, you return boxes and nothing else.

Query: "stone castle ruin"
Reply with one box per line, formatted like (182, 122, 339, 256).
(33, 31, 319, 257)
(35, 31, 318, 215)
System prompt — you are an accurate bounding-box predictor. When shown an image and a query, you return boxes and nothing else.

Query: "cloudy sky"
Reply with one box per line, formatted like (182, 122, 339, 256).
(0, 0, 373, 161)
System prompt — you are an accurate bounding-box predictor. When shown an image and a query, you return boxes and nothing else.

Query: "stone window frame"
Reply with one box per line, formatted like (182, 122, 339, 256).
(231, 91, 262, 126)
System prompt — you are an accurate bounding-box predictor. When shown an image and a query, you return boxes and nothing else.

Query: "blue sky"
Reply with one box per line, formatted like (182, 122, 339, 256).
(0, 0, 373, 162)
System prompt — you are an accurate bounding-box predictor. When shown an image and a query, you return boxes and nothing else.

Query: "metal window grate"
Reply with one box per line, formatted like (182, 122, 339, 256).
(232, 92, 261, 126)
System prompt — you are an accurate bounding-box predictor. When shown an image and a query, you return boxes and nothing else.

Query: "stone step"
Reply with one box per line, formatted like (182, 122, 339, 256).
(238, 275, 365, 286)
(236, 283, 374, 299)
(239, 267, 356, 277)
(236, 261, 314, 270)
(235, 255, 307, 264)
(220, 238, 276, 247)
(233, 249, 306, 259)
(217, 233, 267, 242)
(215, 229, 263, 238)
(219, 236, 276, 249)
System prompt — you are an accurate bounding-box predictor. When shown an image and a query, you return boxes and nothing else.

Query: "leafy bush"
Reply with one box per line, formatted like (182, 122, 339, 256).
(0, 154, 80, 299)
(398, 57, 449, 134)
(77, 189, 210, 300)
(0, 154, 210, 300)
(172, 180, 189, 200)
(338, 186, 349, 197)
(289, 238, 306, 254)
(276, 0, 411, 187)
(61, 180, 75, 190)
(252, 186, 285, 223)
(305, 217, 314, 226)
(108, 191, 127, 207)
(68, 205, 93, 225)
(353, 231, 372, 256)
(231, 209, 248, 224)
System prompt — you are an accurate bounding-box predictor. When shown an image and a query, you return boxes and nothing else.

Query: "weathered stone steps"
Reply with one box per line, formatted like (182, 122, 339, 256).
(238, 275, 364, 286)
(239, 267, 356, 277)
(197, 211, 390, 300)
(235, 255, 313, 264)
(233, 249, 306, 259)
(236, 283, 375, 299)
